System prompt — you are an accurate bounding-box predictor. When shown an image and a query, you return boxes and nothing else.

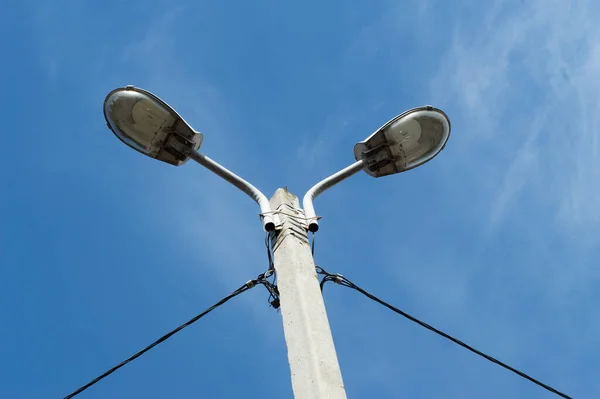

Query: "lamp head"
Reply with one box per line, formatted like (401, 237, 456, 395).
(104, 86, 203, 166)
(354, 106, 450, 177)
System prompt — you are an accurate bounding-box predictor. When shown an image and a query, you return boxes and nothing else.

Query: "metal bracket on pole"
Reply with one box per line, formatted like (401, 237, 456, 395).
(189, 149, 280, 231)
(269, 202, 309, 253)
(302, 160, 365, 232)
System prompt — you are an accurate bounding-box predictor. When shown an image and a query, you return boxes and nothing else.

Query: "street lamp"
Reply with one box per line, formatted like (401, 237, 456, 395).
(103, 86, 277, 232)
(103, 88, 450, 399)
(303, 106, 450, 232)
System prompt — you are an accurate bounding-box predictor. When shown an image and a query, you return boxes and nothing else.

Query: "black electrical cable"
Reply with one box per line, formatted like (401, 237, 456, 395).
(265, 232, 274, 270)
(263, 233, 281, 308)
(318, 267, 573, 399)
(64, 279, 261, 399)
(264, 275, 281, 309)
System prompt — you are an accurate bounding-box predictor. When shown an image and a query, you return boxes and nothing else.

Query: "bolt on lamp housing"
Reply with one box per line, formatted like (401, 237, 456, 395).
(354, 106, 450, 178)
(104, 86, 203, 166)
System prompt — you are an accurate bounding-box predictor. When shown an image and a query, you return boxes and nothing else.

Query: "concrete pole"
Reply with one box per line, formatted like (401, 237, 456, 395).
(269, 188, 347, 399)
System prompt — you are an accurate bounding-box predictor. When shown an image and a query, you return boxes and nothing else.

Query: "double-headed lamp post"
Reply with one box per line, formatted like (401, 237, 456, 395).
(104, 86, 451, 399)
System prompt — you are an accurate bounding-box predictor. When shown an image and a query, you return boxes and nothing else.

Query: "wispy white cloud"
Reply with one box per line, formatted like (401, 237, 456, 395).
(410, 7, 600, 386)
(432, 0, 600, 237)
(487, 112, 543, 227)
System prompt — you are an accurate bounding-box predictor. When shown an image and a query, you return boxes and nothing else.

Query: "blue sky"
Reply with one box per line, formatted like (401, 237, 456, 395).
(1, 0, 598, 397)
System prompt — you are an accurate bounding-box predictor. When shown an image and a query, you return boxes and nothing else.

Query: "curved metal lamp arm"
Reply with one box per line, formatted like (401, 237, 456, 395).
(302, 160, 365, 232)
(189, 149, 276, 231)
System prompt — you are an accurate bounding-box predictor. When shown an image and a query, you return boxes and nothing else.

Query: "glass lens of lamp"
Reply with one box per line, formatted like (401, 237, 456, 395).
(104, 89, 176, 155)
(385, 109, 449, 170)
